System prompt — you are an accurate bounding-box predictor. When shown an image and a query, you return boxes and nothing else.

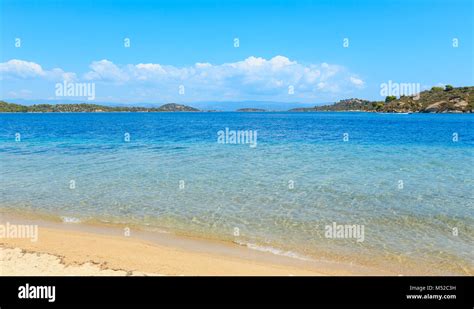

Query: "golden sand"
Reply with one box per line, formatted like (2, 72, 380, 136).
(0, 225, 341, 276)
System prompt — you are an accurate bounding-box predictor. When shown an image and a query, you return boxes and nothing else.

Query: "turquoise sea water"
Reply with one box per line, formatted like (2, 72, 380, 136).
(0, 112, 473, 274)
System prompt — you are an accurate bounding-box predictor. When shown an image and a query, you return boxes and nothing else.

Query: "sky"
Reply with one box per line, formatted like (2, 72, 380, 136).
(0, 0, 473, 107)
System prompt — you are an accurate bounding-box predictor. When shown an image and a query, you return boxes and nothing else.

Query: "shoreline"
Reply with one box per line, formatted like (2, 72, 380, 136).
(1, 205, 473, 276)
(0, 212, 392, 276)
(1, 110, 474, 114)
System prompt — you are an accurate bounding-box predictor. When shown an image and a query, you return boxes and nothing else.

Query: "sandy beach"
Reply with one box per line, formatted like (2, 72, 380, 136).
(2, 212, 471, 276)
(0, 213, 392, 276)
(0, 226, 328, 276)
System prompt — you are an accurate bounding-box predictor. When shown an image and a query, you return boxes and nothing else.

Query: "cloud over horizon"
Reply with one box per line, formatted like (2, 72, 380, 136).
(0, 59, 76, 81)
(1, 56, 364, 103)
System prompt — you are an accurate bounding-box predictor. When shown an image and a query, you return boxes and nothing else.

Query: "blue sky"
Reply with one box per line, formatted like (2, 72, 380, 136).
(0, 0, 472, 106)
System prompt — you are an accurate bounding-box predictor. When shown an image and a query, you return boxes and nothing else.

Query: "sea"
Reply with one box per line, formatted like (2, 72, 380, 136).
(0, 112, 473, 274)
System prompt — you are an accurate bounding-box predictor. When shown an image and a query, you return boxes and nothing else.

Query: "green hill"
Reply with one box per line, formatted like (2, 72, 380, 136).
(0, 102, 199, 113)
(290, 86, 474, 113)
(383, 86, 473, 113)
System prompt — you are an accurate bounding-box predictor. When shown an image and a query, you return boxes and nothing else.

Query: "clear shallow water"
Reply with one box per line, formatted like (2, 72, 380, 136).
(0, 112, 473, 274)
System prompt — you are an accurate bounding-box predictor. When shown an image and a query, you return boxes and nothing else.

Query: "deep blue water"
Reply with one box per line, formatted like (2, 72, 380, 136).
(0, 112, 473, 273)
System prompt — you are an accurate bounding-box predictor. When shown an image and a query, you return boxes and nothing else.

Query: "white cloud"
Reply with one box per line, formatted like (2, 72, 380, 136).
(350, 76, 365, 88)
(84, 59, 128, 82)
(0, 59, 45, 78)
(0, 59, 76, 81)
(48, 68, 77, 82)
(1, 56, 364, 101)
(82, 56, 360, 92)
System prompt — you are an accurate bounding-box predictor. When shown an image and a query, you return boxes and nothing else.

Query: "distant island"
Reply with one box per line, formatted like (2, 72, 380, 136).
(236, 108, 267, 112)
(0, 102, 199, 113)
(1, 86, 473, 113)
(290, 86, 474, 113)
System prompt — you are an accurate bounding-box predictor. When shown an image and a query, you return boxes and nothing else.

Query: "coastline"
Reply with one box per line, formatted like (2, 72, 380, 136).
(1, 211, 472, 276)
(0, 212, 391, 276)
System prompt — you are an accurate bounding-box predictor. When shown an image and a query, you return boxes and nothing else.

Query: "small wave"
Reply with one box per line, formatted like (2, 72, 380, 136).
(60, 216, 81, 223)
(235, 241, 312, 261)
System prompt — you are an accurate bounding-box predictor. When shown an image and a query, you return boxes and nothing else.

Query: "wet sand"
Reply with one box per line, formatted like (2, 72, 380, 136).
(0, 214, 386, 276)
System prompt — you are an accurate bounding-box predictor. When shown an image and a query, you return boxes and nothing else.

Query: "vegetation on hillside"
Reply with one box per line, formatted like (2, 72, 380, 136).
(2, 86, 473, 113)
(289, 86, 474, 113)
(0, 102, 199, 112)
